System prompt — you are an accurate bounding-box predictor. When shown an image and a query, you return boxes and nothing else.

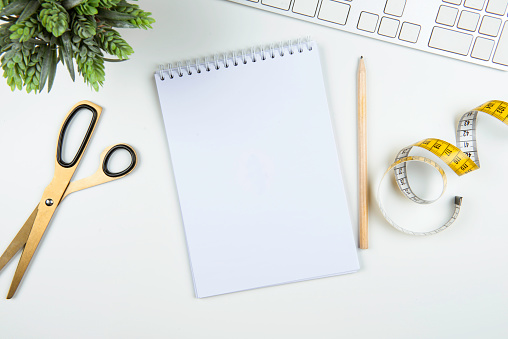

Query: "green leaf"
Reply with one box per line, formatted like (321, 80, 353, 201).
(101, 19, 136, 29)
(12, 50, 21, 62)
(72, 15, 96, 38)
(26, 38, 48, 45)
(47, 47, 57, 92)
(39, 2, 69, 37)
(0, 0, 30, 17)
(9, 17, 41, 42)
(38, 44, 52, 92)
(98, 0, 120, 8)
(60, 32, 75, 81)
(57, 45, 64, 63)
(75, 0, 99, 15)
(17, 0, 40, 23)
(62, 0, 87, 10)
(109, 1, 155, 29)
(15, 73, 22, 90)
(103, 57, 126, 62)
(26, 66, 35, 76)
(96, 8, 136, 20)
(96, 27, 133, 59)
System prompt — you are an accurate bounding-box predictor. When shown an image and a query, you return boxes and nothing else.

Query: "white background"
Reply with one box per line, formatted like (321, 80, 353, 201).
(0, 0, 507, 338)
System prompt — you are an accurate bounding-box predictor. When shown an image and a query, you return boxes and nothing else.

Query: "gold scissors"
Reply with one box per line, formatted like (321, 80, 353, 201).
(0, 101, 137, 299)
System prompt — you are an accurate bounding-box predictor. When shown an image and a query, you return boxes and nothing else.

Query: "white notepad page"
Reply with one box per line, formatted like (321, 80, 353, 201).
(155, 41, 359, 298)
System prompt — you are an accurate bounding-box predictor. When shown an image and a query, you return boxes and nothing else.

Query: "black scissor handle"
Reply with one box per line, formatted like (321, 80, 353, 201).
(102, 144, 137, 178)
(56, 103, 99, 168)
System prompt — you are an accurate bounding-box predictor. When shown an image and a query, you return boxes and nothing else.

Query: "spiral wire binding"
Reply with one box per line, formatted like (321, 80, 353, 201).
(241, 49, 248, 64)
(157, 38, 314, 81)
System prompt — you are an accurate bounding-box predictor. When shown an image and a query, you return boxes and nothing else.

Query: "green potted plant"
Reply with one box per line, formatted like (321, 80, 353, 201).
(0, 0, 155, 93)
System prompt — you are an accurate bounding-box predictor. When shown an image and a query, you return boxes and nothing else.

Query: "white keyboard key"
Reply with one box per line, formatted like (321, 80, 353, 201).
(486, 0, 508, 15)
(479, 15, 502, 36)
(293, 0, 320, 17)
(357, 12, 379, 32)
(493, 22, 508, 65)
(436, 5, 459, 26)
(378, 17, 400, 37)
(318, 1, 351, 25)
(261, 0, 291, 10)
(464, 0, 485, 10)
(429, 26, 473, 55)
(384, 0, 406, 17)
(457, 10, 480, 31)
(471, 37, 495, 60)
(399, 22, 421, 43)
(443, 0, 462, 4)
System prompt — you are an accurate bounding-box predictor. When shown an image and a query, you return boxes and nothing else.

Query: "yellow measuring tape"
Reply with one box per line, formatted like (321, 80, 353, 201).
(377, 100, 508, 236)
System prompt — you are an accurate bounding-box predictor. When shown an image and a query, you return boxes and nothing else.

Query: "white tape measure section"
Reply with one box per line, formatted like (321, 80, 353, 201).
(377, 156, 463, 236)
(457, 110, 480, 167)
(393, 147, 443, 205)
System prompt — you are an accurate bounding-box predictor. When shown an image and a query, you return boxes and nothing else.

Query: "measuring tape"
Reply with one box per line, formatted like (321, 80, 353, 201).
(377, 100, 508, 236)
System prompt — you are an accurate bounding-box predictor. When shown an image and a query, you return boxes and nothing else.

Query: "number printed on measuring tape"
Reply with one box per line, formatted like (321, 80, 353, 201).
(377, 100, 508, 236)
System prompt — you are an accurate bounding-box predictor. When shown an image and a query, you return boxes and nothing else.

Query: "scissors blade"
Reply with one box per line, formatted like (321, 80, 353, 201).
(7, 200, 59, 299)
(6, 101, 103, 298)
(0, 206, 38, 273)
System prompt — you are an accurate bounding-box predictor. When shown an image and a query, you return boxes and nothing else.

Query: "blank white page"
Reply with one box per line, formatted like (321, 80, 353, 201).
(155, 42, 359, 298)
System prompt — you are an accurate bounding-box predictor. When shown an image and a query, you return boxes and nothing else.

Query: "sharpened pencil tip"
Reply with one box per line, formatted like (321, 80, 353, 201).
(360, 56, 363, 59)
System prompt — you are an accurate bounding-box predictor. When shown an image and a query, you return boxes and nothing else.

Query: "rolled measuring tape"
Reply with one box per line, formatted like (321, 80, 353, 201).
(377, 100, 508, 236)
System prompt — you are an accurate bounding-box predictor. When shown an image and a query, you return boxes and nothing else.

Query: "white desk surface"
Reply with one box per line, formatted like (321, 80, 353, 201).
(1, 1, 507, 338)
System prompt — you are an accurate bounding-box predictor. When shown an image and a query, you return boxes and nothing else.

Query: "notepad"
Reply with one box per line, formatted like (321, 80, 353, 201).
(154, 41, 359, 298)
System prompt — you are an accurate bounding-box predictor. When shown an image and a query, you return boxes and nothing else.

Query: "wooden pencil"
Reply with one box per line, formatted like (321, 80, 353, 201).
(358, 56, 368, 249)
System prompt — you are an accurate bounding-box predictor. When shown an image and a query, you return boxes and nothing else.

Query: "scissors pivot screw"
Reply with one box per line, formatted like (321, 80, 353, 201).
(45, 199, 54, 206)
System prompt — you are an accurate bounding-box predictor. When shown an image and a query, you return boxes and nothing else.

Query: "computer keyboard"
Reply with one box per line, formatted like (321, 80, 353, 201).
(224, 0, 508, 70)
